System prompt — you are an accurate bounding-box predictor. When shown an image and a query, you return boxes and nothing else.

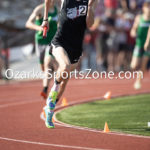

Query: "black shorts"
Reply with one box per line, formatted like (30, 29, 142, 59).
(51, 40, 82, 64)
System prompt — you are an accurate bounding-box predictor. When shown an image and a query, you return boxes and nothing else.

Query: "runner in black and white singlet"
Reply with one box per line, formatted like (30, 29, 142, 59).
(52, 0, 89, 64)
(42, 0, 96, 129)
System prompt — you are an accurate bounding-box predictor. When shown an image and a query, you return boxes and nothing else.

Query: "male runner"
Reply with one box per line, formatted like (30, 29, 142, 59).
(42, 0, 96, 128)
(26, 0, 58, 99)
(130, 1, 150, 89)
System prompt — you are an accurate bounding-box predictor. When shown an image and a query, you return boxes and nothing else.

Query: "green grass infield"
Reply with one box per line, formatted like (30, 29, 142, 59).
(56, 94, 150, 136)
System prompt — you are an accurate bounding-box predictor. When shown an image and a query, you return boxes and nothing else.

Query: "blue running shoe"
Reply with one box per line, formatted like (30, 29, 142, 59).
(44, 106, 55, 129)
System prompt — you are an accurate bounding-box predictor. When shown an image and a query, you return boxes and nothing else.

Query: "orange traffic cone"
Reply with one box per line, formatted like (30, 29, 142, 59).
(104, 122, 110, 133)
(61, 97, 68, 106)
(104, 91, 111, 100)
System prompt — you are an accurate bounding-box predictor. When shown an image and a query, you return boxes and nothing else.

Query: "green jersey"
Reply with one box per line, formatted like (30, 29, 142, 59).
(136, 16, 150, 48)
(35, 6, 58, 45)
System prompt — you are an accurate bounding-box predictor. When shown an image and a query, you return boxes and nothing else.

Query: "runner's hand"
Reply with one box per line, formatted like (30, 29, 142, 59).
(41, 20, 49, 31)
(38, 26, 43, 32)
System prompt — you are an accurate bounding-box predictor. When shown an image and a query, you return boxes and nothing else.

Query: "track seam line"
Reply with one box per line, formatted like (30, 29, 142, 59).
(0, 100, 41, 108)
(0, 137, 108, 150)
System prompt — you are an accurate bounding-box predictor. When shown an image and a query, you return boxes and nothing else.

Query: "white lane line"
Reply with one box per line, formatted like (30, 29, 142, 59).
(0, 100, 41, 109)
(0, 137, 108, 150)
(55, 117, 150, 139)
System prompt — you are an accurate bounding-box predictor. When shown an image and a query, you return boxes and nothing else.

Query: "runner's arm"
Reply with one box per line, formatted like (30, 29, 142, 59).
(26, 5, 43, 31)
(86, 0, 97, 29)
(89, 16, 100, 31)
(41, 0, 52, 29)
(130, 15, 140, 38)
(144, 27, 150, 51)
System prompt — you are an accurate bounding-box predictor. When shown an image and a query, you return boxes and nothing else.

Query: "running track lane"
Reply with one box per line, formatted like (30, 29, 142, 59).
(0, 75, 150, 150)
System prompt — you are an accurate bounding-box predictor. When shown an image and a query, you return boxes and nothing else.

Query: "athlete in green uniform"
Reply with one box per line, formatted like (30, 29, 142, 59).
(130, 1, 150, 89)
(26, 0, 58, 99)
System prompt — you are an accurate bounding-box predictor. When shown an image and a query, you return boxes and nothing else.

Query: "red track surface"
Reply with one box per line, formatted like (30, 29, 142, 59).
(0, 75, 150, 150)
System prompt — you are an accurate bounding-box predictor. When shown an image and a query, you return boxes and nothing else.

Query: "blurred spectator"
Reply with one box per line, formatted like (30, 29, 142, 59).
(0, 53, 4, 79)
(84, 0, 147, 73)
(124, 12, 135, 70)
(1, 37, 10, 77)
(104, 9, 117, 72)
(83, 30, 97, 70)
(115, 9, 135, 71)
(129, 0, 140, 15)
(0, 36, 9, 80)
(135, 0, 145, 8)
(92, 0, 108, 71)
(115, 9, 127, 71)
(95, 0, 105, 17)
(0, 38, 4, 79)
(119, 0, 129, 10)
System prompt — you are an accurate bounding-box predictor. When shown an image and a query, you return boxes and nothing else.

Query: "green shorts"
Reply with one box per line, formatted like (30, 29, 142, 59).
(133, 46, 150, 58)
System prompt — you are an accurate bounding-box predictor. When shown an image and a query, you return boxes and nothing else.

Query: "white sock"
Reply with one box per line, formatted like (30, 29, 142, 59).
(51, 80, 60, 92)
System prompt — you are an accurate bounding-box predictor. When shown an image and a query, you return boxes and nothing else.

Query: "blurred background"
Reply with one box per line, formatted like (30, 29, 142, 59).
(0, 0, 149, 81)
